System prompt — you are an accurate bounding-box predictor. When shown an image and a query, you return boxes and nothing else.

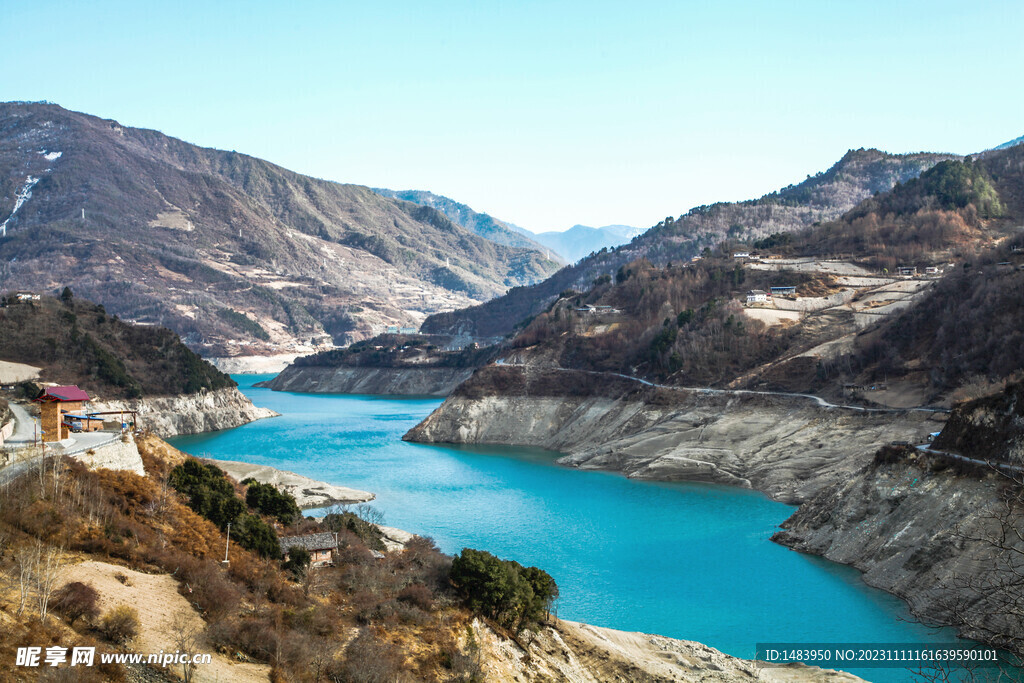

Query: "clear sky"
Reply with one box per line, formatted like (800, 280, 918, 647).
(2, 1, 1022, 232)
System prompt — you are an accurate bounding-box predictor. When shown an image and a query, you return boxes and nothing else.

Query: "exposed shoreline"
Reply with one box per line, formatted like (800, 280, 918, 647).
(203, 457, 375, 508)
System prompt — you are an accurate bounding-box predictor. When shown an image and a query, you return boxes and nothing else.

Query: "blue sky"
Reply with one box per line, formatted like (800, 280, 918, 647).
(2, 1, 1022, 232)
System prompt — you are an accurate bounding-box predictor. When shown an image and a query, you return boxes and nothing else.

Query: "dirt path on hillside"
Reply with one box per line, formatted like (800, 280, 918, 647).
(60, 560, 269, 682)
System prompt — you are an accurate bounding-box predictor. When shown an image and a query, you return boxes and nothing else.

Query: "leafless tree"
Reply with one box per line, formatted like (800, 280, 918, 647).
(14, 542, 38, 616)
(171, 609, 203, 683)
(34, 542, 65, 621)
(355, 503, 384, 526)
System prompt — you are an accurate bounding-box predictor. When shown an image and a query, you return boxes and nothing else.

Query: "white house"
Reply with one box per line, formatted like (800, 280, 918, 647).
(746, 289, 771, 304)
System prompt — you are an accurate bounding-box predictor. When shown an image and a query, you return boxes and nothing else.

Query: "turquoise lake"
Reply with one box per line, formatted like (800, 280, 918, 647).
(171, 375, 970, 682)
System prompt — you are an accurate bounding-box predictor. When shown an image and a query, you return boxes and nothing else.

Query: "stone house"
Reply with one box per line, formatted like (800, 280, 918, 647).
(279, 532, 339, 567)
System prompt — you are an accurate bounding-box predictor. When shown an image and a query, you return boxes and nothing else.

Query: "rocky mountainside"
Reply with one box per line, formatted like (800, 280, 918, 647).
(371, 187, 559, 258)
(0, 102, 559, 357)
(932, 379, 1024, 465)
(422, 148, 959, 339)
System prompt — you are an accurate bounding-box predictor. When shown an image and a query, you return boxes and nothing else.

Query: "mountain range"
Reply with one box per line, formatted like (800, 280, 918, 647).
(371, 187, 645, 264)
(0, 102, 560, 357)
(526, 224, 646, 263)
(423, 147, 960, 339)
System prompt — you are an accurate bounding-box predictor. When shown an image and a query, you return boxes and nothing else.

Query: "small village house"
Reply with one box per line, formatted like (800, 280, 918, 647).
(279, 532, 339, 567)
(746, 289, 771, 304)
(33, 385, 94, 442)
(733, 251, 750, 259)
(897, 266, 917, 276)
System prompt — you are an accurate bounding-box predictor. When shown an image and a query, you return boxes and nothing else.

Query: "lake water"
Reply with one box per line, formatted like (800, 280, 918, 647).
(171, 375, 970, 681)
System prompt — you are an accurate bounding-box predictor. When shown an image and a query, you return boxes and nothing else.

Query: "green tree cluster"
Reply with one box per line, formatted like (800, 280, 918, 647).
(169, 460, 281, 559)
(243, 480, 301, 526)
(282, 546, 310, 578)
(449, 548, 558, 632)
(866, 159, 1005, 219)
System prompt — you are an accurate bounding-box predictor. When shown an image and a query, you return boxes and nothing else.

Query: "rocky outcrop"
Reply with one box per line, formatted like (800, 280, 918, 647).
(405, 367, 942, 504)
(91, 387, 277, 437)
(476, 618, 864, 682)
(773, 454, 1024, 654)
(67, 435, 146, 476)
(262, 365, 475, 397)
(933, 380, 1024, 464)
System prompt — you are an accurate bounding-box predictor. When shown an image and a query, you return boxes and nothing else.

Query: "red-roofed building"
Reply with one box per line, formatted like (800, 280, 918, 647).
(34, 385, 92, 442)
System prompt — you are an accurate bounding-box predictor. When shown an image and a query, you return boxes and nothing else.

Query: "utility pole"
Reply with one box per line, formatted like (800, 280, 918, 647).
(222, 523, 231, 565)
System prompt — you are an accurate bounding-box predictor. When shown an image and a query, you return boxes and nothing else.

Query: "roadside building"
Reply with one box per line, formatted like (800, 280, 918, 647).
(897, 266, 917, 276)
(279, 532, 339, 567)
(33, 385, 91, 442)
(733, 251, 750, 259)
(770, 286, 797, 297)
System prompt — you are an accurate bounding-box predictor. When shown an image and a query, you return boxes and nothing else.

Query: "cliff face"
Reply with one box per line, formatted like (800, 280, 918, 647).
(773, 456, 1024, 652)
(91, 387, 277, 437)
(405, 367, 941, 504)
(261, 365, 475, 397)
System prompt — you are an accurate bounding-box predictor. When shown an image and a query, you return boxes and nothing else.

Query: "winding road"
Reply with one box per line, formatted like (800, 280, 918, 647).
(493, 359, 948, 415)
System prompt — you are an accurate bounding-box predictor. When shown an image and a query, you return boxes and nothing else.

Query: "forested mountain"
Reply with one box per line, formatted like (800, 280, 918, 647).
(371, 187, 560, 258)
(0, 291, 233, 398)
(423, 148, 958, 339)
(0, 103, 559, 356)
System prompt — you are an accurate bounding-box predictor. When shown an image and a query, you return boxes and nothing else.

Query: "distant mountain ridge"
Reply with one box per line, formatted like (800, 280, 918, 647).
(993, 134, 1024, 151)
(0, 102, 560, 355)
(370, 188, 646, 264)
(371, 188, 561, 259)
(529, 224, 646, 264)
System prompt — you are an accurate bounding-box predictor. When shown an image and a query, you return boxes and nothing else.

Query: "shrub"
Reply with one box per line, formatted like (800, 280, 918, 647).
(52, 582, 100, 625)
(101, 605, 140, 644)
(329, 630, 405, 683)
(397, 583, 433, 611)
